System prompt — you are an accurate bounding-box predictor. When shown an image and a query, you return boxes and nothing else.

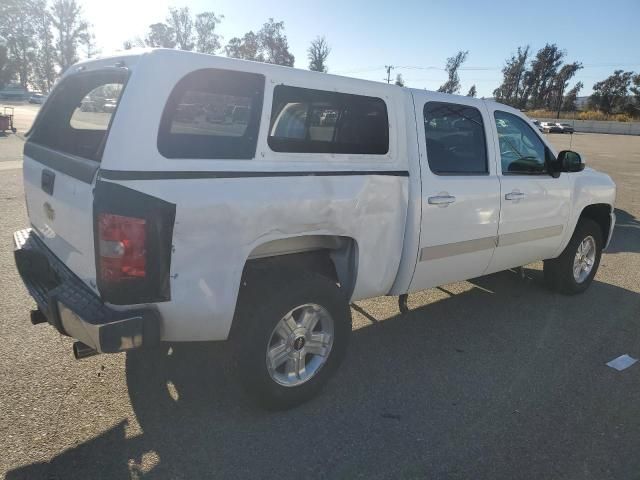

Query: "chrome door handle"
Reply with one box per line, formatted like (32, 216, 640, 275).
(428, 195, 456, 206)
(505, 191, 526, 201)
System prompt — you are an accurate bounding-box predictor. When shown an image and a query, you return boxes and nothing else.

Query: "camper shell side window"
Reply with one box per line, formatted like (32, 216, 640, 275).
(157, 68, 265, 159)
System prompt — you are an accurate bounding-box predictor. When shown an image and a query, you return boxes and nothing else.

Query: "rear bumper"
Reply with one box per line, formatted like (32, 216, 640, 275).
(13, 228, 160, 353)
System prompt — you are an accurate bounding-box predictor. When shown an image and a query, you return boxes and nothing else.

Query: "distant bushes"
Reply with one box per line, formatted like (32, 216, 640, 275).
(525, 109, 634, 122)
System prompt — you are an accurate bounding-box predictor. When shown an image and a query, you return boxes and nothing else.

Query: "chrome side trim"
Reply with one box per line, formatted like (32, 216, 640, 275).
(497, 225, 563, 247)
(418, 225, 565, 262)
(420, 236, 497, 261)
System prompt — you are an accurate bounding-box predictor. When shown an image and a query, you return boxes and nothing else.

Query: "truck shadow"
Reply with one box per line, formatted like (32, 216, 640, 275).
(607, 208, 640, 254)
(6, 269, 640, 479)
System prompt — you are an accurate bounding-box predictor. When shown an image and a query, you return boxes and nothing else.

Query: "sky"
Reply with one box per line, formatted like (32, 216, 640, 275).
(80, 0, 640, 97)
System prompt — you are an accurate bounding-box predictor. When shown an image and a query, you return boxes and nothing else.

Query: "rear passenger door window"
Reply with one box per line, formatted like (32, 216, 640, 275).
(423, 102, 488, 175)
(158, 68, 264, 159)
(268, 85, 389, 155)
(494, 111, 549, 174)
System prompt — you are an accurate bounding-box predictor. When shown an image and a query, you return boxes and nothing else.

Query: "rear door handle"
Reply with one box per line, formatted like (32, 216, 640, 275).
(505, 191, 525, 201)
(41, 169, 55, 196)
(428, 195, 456, 206)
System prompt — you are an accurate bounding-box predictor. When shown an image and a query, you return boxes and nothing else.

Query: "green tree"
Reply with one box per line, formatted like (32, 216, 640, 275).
(493, 46, 529, 107)
(167, 6, 194, 51)
(0, 35, 11, 88)
(561, 81, 583, 111)
(589, 70, 633, 114)
(225, 18, 294, 66)
(50, 0, 90, 72)
(225, 31, 263, 61)
(145, 23, 176, 48)
(0, 0, 39, 89)
(522, 44, 565, 109)
(550, 62, 582, 116)
(466, 84, 477, 97)
(258, 18, 294, 66)
(195, 11, 223, 54)
(33, 4, 57, 93)
(631, 74, 640, 113)
(308, 36, 330, 72)
(123, 36, 145, 50)
(437, 50, 468, 94)
(394, 73, 405, 87)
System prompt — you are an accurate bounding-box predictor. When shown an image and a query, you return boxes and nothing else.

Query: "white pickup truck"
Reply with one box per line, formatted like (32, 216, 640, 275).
(14, 50, 616, 409)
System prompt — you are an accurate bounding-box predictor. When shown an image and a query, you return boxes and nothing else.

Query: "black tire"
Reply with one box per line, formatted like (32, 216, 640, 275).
(231, 267, 352, 410)
(544, 218, 603, 294)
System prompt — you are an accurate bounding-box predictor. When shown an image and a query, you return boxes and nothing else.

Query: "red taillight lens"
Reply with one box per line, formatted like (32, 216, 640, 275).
(98, 213, 146, 282)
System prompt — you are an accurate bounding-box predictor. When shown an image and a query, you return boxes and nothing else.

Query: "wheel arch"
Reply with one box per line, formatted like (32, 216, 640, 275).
(242, 235, 359, 300)
(578, 203, 613, 246)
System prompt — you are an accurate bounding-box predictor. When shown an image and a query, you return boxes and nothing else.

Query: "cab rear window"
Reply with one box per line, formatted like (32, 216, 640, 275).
(29, 69, 127, 162)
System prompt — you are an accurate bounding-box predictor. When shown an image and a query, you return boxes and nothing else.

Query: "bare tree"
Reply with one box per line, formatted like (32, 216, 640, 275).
(50, 0, 89, 72)
(195, 12, 223, 54)
(308, 36, 330, 72)
(394, 73, 405, 86)
(167, 7, 194, 51)
(437, 50, 468, 94)
(467, 84, 477, 97)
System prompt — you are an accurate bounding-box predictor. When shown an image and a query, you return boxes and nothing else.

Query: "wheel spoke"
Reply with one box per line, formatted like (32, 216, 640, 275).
(267, 342, 289, 370)
(573, 263, 582, 278)
(286, 351, 306, 379)
(306, 332, 332, 356)
(275, 314, 297, 340)
(299, 308, 319, 331)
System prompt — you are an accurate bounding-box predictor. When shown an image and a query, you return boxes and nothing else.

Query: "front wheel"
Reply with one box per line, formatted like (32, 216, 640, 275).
(232, 267, 352, 410)
(544, 218, 603, 294)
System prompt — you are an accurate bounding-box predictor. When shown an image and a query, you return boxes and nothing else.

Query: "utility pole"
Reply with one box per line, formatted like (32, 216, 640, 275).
(384, 65, 394, 84)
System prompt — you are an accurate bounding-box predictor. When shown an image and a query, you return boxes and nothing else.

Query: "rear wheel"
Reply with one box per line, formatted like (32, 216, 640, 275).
(544, 218, 603, 294)
(232, 267, 351, 410)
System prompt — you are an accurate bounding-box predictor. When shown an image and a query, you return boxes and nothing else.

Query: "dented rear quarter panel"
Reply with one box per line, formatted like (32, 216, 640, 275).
(100, 50, 414, 341)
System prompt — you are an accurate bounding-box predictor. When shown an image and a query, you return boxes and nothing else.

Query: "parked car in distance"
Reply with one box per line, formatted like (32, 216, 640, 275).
(14, 50, 616, 410)
(540, 121, 562, 133)
(102, 99, 118, 113)
(531, 119, 545, 133)
(556, 122, 575, 134)
(29, 93, 47, 104)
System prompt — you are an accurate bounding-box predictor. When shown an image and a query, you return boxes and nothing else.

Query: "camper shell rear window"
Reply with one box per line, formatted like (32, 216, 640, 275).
(29, 68, 128, 162)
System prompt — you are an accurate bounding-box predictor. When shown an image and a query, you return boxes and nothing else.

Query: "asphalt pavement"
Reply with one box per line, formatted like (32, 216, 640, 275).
(1, 119, 639, 479)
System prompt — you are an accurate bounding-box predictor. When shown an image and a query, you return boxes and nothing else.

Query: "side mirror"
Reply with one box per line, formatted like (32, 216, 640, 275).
(557, 150, 584, 173)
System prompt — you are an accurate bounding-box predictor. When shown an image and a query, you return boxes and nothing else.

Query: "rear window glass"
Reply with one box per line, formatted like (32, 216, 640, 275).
(158, 69, 264, 159)
(268, 85, 389, 155)
(423, 102, 488, 175)
(70, 83, 123, 130)
(29, 70, 126, 162)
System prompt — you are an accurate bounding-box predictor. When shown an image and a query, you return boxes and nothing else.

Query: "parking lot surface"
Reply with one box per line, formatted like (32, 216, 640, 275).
(1, 125, 639, 479)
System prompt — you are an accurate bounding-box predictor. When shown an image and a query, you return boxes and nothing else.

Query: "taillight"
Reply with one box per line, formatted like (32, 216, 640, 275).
(98, 213, 146, 283)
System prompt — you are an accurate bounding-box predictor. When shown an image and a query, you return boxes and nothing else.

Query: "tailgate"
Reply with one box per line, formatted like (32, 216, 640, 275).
(23, 68, 128, 290)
